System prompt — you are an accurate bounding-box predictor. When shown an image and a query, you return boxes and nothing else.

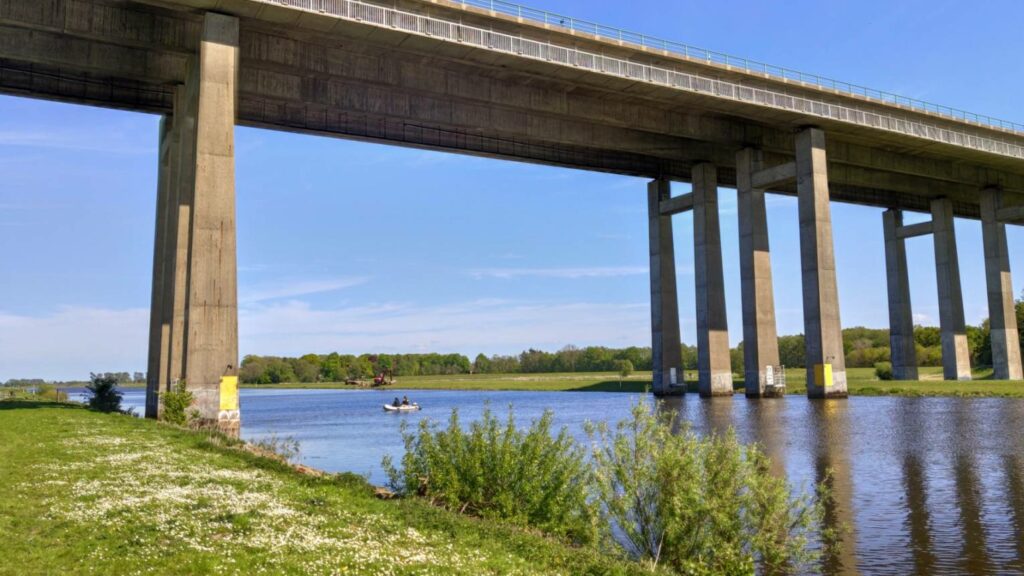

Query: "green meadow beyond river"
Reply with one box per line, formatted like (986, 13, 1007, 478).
(98, 388, 1024, 575)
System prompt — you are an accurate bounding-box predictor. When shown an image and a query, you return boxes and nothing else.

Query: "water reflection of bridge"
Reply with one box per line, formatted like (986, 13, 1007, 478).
(657, 397, 1024, 575)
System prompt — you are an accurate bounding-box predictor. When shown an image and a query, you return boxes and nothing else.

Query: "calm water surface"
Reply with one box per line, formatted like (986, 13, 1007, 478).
(107, 388, 1024, 575)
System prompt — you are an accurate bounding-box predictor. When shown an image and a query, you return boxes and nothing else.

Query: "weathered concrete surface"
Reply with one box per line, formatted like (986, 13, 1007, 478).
(883, 209, 918, 381)
(648, 178, 683, 396)
(931, 197, 972, 381)
(736, 149, 781, 397)
(692, 164, 733, 397)
(145, 116, 174, 419)
(980, 189, 1024, 380)
(796, 128, 848, 398)
(2, 0, 1024, 217)
(183, 13, 241, 436)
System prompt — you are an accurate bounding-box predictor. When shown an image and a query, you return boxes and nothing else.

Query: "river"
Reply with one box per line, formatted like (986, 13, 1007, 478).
(92, 387, 1024, 574)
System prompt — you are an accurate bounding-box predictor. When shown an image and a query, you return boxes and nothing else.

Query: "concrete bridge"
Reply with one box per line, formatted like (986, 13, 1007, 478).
(3, 0, 1022, 431)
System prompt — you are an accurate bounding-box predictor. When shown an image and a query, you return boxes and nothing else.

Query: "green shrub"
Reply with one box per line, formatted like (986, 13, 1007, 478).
(616, 359, 634, 381)
(874, 362, 894, 381)
(86, 374, 122, 412)
(383, 406, 597, 545)
(587, 401, 834, 574)
(160, 380, 195, 426)
(34, 384, 67, 403)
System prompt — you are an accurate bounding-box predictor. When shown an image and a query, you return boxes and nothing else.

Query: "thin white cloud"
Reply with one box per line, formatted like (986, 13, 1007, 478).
(469, 266, 647, 280)
(240, 276, 369, 304)
(0, 299, 652, 381)
(0, 130, 153, 155)
(239, 299, 650, 357)
(0, 306, 149, 382)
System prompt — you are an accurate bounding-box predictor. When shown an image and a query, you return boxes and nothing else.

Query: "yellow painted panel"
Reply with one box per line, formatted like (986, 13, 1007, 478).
(220, 376, 239, 411)
(814, 364, 833, 388)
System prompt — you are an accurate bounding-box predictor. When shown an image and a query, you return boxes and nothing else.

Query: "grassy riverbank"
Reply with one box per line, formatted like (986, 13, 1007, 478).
(0, 399, 649, 575)
(243, 366, 1024, 397)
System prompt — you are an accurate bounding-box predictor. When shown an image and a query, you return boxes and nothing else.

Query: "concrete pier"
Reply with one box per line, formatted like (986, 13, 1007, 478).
(145, 117, 175, 419)
(883, 209, 919, 380)
(146, 13, 241, 435)
(692, 164, 734, 397)
(980, 189, 1023, 380)
(930, 198, 972, 381)
(648, 178, 683, 396)
(795, 128, 847, 398)
(736, 149, 781, 397)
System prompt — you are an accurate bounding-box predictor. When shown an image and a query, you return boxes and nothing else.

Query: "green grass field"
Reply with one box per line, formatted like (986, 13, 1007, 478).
(0, 399, 648, 576)
(245, 366, 1024, 397)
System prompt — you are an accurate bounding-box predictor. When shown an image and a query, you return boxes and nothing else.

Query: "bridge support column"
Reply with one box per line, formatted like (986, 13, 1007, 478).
(145, 116, 177, 419)
(795, 127, 847, 398)
(736, 149, 781, 398)
(145, 12, 240, 435)
(980, 189, 1023, 380)
(882, 209, 918, 380)
(931, 198, 972, 381)
(692, 164, 733, 397)
(648, 178, 683, 396)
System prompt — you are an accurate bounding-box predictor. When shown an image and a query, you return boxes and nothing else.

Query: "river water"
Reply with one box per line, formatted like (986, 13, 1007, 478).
(100, 387, 1024, 574)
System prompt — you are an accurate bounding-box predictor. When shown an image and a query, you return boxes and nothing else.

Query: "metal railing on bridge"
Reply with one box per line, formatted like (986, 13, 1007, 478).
(260, 0, 1024, 160)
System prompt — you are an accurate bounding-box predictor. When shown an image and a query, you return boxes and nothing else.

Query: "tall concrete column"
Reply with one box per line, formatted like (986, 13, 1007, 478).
(931, 197, 972, 381)
(692, 163, 733, 397)
(184, 12, 240, 434)
(145, 116, 175, 419)
(795, 128, 847, 398)
(980, 189, 1023, 380)
(883, 209, 918, 380)
(145, 13, 240, 434)
(648, 178, 683, 396)
(736, 149, 781, 397)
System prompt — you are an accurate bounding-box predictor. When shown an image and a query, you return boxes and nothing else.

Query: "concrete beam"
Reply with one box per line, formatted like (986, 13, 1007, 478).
(896, 220, 933, 239)
(736, 149, 781, 398)
(648, 178, 683, 396)
(751, 161, 796, 189)
(980, 189, 1023, 380)
(660, 192, 693, 216)
(997, 205, 1024, 224)
(931, 197, 972, 381)
(795, 128, 847, 398)
(692, 163, 733, 397)
(883, 209, 918, 381)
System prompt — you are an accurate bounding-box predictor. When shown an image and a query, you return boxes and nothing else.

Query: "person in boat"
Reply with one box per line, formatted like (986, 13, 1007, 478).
(401, 395, 410, 406)
(392, 397, 401, 407)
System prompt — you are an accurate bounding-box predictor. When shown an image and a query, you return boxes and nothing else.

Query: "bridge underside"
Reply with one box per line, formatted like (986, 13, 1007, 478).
(1, 0, 1022, 420)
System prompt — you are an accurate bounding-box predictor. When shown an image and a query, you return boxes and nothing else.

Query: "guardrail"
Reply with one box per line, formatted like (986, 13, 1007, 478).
(261, 0, 1024, 160)
(451, 0, 1023, 134)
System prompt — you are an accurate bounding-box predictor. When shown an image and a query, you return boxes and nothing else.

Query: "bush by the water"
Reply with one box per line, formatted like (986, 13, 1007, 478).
(874, 362, 893, 381)
(33, 384, 67, 403)
(587, 402, 834, 574)
(86, 373, 123, 413)
(385, 400, 836, 573)
(160, 380, 195, 426)
(383, 406, 597, 545)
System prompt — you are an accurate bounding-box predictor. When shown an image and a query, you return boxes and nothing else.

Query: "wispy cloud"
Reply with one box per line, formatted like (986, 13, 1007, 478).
(0, 299, 652, 380)
(240, 277, 369, 304)
(469, 266, 647, 280)
(0, 130, 154, 155)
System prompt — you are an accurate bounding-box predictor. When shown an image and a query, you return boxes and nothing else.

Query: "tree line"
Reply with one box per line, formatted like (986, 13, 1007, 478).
(238, 293, 1024, 384)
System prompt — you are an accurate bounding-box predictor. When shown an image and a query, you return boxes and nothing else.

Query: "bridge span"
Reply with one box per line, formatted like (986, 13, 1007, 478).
(2, 0, 1022, 432)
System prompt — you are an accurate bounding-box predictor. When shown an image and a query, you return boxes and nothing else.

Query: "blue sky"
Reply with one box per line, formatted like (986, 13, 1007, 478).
(1, 0, 1022, 380)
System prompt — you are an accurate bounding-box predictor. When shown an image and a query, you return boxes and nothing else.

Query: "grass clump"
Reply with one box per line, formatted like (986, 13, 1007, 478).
(383, 405, 598, 545)
(160, 380, 196, 426)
